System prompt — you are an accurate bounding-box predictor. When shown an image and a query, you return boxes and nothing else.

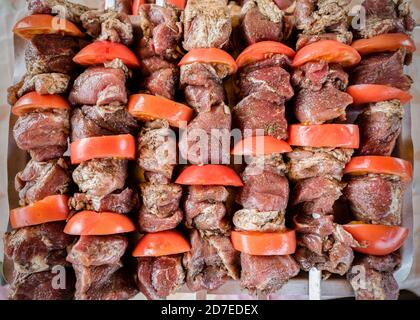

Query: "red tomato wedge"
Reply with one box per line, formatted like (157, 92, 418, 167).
(73, 41, 140, 68)
(351, 33, 416, 56)
(344, 156, 413, 182)
(236, 41, 295, 69)
(292, 40, 361, 68)
(64, 211, 135, 235)
(133, 0, 186, 13)
(13, 14, 83, 39)
(288, 124, 360, 149)
(231, 230, 296, 256)
(175, 165, 243, 186)
(347, 84, 412, 105)
(70, 134, 136, 165)
(132, 230, 191, 257)
(128, 94, 193, 128)
(179, 48, 238, 75)
(10, 195, 69, 229)
(12, 92, 70, 116)
(231, 136, 292, 156)
(343, 223, 408, 256)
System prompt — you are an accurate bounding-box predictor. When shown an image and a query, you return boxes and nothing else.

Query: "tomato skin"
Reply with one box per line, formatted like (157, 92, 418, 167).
(12, 92, 70, 116)
(132, 230, 191, 257)
(288, 124, 360, 149)
(175, 165, 243, 187)
(231, 136, 292, 156)
(64, 211, 135, 235)
(344, 156, 413, 182)
(13, 14, 82, 39)
(236, 41, 295, 69)
(347, 84, 412, 105)
(166, 0, 186, 9)
(292, 40, 361, 68)
(343, 224, 408, 256)
(231, 230, 296, 256)
(128, 94, 193, 128)
(132, 0, 145, 15)
(70, 134, 136, 165)
(178, 48, 238, 74)
(10, 195, 69, 229)
(73, 41, 140, 68)
(351, 33, 416, 56)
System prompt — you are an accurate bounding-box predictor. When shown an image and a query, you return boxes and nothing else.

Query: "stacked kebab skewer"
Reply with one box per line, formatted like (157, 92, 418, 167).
(63, 7, 142, 300)
(4, 6, 87, 300)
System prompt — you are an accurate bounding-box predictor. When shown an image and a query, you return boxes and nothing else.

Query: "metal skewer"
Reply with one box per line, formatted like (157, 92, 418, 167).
(308, 268, 322, 300)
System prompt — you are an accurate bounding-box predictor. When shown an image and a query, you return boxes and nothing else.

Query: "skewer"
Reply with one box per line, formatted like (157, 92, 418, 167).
(308, 268, 321, 300)
(105, 0, 116, 10)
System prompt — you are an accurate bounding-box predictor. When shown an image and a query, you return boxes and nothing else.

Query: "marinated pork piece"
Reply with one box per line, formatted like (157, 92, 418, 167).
(4, 222, 73, 275)
(138, 120, 177, 180)
(240, 253, 300, 293)
(294, 0, 353, 49)
(291, 61, 348, 92)
(116, 0, 133, 14)
(296, 32, 350, 51)
(25, 34, 80, 75)
(290, 177, 344, 215)
(286, 147, 353, 181)
(67, 235, 127, 266)
(137, 4, 183, 60)
(354, 0, 415, 39)
(27, 0, 90, 23)
(69, 188, 138, 214)
(81, 10, 133, 45)
(140, 183, 182, 217)
(15, 158, 71, 206)
(9, 269, 75, 300)
(13, 109, 70, 161)
(183, 0, 232, 50)
(344, 174, 404, 226)
(137, 255, 185, 300)
(237, 154, 289, 212)
(347, 253, 401, 300)
(356, 100, 403, 156)
(179, 104, 231, 165)
(183, 230, 239, 291)
(72, 158, 128, 198)
(233, 209, 285, 232)
(180, 62, 227, 112)
(240, 0, 288, 44)
(69, 67, 127, 106)
(71, 105, 138, 141)
(138, 207, 183, 233)
(350, 49, 412, 91)
(184, 186, 231, 235)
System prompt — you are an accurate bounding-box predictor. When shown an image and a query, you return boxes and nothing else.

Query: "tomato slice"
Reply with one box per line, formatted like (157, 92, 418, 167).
(166, 0, 186, 9)
(351, 33, 416, 56)
(236, 41, 295, 69)
(10, 195, 69, 229)
(288, 124, 360, 149)
(73, 41, 140, 68)
(70, 134, 136, 165)
(13, 14, 83, 39)
(343, 223, 408, 256)
(128, 94, 193, 128)
(64, 211, 135, 235)
(175, 165, 243, 186)
(347, 84, 412, 105)
(12, 92, 70, 116)
(231, 230, 296, 255)
(132, 230, 191, 257)
(292, 40, 361, 68)
(344, 156, 413, 182)
(231, 136, 292, 156)
(178, 48, 238, 75)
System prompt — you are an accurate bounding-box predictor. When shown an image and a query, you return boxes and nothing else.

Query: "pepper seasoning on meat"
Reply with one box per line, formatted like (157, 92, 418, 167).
(65, 9, 141, 300)
(4, 9, 86, 300)
(129, 1, 192, 299)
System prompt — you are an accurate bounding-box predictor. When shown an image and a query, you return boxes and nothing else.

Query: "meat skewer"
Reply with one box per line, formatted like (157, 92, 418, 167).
(342, 0, 416, 300)
(65, 8, 141, 300)
(4, 10, 86, 299)
(129, 1, 193, 299)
